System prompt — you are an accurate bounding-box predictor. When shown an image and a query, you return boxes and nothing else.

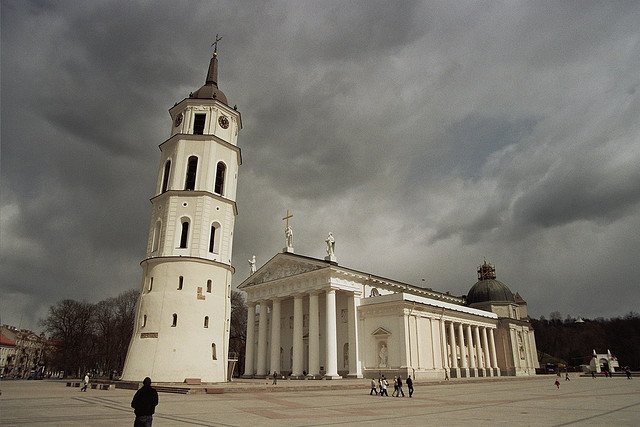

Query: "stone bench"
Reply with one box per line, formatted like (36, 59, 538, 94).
(100, 384, 113, 390)
(205, 388, 224, 394)
(184, 378, 201, 385)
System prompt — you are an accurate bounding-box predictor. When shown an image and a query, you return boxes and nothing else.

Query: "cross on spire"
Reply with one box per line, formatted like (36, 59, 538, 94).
(282, 209, 293, 228)
(211, 34, 223, 54)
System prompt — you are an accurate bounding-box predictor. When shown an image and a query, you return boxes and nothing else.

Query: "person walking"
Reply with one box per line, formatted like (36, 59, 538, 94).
(396, 376, 405, 397)
(554, 378, 560, 389)
(380, 377, 389, 396)
(406, 375, 414, 398)
(131, 377, 159, 427)
(392, 376, 398, 397)
(272, 371, 278, 385)
(565, 372, 570, 381)
(80, 373, 89, 392)
(370, 378, 378, 395)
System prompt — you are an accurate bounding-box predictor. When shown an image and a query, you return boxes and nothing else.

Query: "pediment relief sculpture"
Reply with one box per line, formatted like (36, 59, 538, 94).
(253, 260, 324, 284)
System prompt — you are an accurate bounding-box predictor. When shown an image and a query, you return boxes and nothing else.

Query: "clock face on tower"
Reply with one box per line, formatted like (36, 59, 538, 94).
(174, 113, 183, 127)
(218, 115, 229, 129)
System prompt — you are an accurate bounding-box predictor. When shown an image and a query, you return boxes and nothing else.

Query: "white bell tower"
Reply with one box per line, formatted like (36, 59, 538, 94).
(122, 47, 241, 383)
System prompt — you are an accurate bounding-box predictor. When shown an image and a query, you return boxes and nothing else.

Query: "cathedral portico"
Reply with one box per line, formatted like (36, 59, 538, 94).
(239, 253, 537, 381)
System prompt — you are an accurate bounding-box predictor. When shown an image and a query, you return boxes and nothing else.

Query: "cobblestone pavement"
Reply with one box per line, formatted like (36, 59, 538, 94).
(1, 376, 638, 426)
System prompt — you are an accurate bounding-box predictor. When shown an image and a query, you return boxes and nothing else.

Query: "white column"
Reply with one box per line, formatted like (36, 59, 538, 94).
(440, 319, 449, 372)
(510, 329, 520, 372)
(481, 327, 492, 376)
(528, 330, 539, 369)
(429, 318, 437, 369)
(256, 300, 269, 376)
(473, 326, 483, 375)
(522, 328, 533, 373)
(308, 292, 320, 376)
(448, 321, 458, 369)
(457, 323, 468, 376)
(324, 289, 340, 378)
(243, 302, 256, 377)
(489, 328, 500, 376)
(347, 293, 362, 378)
(291, 294, 304, 377)
(269, 298, 281, 375)
(466, 324, 476, 376)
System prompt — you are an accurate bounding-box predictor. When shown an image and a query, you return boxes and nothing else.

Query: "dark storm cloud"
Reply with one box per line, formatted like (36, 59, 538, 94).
(1, 1, 639, 329)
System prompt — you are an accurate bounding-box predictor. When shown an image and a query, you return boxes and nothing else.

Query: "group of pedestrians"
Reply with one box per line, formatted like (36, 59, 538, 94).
(370, 375, 414, 398)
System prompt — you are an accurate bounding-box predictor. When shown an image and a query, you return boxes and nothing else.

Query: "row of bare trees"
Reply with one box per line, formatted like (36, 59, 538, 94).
(531, 312, 640, 370)
(40, 289, 249, 378)
(40, 290, 138, 378)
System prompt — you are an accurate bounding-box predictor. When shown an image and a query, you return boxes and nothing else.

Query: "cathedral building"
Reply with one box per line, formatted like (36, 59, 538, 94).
(240, 247, 539, 380)
(122, 46, 241, 383)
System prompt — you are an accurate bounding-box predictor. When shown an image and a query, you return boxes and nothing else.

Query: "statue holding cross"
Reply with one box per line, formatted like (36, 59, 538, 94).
(211, 34, 223, 54)
(283, 210, 294, 251)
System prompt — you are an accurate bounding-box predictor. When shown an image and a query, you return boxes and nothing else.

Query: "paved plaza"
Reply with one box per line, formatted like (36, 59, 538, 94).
(1, 376, 638, 426)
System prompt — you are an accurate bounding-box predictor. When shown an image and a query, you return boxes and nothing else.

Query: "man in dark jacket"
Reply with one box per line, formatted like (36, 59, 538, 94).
(406, 375, 414, 397)
(131, 377, 158, 427)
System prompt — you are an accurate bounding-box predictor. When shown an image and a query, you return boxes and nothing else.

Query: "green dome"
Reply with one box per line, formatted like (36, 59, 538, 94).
(466, 261, 515, 305)
(466, 278, 515, 305)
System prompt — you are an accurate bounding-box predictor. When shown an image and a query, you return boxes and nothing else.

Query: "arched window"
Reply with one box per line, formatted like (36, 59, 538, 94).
(148, 277, 153, 292)
(151, 221, 161, 252)
(179, 221, 189, 248)
(172, 314, 178, 327)
(207, 279, 212, 293)
(142, 315, 147, 328)
(178, 276, 184, 290)
(204, 316, 209, 328)
(211, 343, 217, 360)
(184, 156, 198, 190)
(214, 162, 226, 195)
(161, 160, 171, 193)
(209, 222, 220, 253)
(193, 114, 206, 135)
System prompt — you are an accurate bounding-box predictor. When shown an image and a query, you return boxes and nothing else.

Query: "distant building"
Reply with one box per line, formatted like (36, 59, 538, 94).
(0, 325, 48, 378)
(588, 349, 619, 373)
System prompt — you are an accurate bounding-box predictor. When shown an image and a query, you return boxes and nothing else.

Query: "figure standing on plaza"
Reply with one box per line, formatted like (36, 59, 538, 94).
(554, 378, 560, 389)
(80, 373, 89, 392)
(370, 378, 378, 395)
(272, 371, 278, 385)
(380, 376, 389, 396)
(396, 376, 405, 397)
(406, 375, 414, 397)
(131, 377, 158, 427)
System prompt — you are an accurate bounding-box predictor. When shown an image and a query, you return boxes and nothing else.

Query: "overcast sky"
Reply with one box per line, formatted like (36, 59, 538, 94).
(1, 1, 639, 331)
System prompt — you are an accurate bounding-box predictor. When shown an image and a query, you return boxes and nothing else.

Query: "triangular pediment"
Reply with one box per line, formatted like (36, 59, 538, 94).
(238, 253, 329, 288)
(371, 327, 392, 337)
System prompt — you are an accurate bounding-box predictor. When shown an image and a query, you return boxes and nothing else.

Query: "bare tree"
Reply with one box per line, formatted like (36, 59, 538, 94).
(229, 290, 247, 376)
(40, 299, 94, 377)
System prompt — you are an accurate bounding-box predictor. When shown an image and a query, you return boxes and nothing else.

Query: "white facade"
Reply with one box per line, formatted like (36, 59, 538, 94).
(122, 52, 241, 383)
(239, 253, 537, 380)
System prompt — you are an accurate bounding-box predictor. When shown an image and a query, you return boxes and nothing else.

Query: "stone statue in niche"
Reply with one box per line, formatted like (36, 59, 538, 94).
(517, 331, 526, 359)
(378, 342, 388, 368)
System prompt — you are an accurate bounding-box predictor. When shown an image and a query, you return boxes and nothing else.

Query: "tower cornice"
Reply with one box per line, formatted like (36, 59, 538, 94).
(140, 255, 235, 274)
(150, 190, 238, 215)
(159, 133, 242, 165)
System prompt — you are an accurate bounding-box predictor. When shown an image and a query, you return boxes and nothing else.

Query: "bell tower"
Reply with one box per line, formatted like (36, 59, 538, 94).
(122, 46, 241, 383)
